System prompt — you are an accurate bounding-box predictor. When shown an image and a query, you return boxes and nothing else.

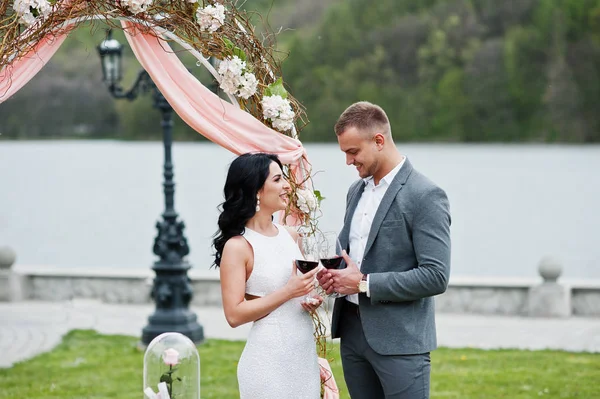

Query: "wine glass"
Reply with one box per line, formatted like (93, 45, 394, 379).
(318, 231, 344, 298)
(295, 234, 320, 303)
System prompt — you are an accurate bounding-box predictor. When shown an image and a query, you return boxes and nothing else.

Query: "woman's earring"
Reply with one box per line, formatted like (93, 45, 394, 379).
(256, 196, 260, 212)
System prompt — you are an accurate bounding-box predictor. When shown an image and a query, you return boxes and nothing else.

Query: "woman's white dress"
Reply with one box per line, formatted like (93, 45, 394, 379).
(237, 223, 320, 399)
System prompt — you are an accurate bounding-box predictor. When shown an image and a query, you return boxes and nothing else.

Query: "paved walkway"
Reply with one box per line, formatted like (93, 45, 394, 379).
(1, 300, 599, 368)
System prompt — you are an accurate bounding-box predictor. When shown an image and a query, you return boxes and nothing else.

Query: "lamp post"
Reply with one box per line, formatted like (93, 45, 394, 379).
(97, 29, 204, 345)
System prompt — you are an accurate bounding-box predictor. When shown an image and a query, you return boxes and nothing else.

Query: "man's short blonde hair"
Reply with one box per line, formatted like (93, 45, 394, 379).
(334, 101, 391, 137)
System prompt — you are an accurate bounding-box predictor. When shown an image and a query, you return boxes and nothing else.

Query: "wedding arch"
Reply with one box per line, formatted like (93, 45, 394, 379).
(0, 3, 342, 397)
(0, 0, 319, 226)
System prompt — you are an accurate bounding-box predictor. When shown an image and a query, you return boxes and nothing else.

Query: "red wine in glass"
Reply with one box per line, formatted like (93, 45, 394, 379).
(295, 259, 320, 274)
(318, 231, 345, 298)
(296, 235, 320, 303)
(320, 256, 342, 270)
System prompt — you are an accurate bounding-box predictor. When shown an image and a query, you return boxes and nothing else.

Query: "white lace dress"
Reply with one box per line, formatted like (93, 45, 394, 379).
(237, 223, 320, 399)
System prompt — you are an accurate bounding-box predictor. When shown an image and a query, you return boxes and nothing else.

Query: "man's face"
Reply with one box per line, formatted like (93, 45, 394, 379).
(337, 126, 379, 179)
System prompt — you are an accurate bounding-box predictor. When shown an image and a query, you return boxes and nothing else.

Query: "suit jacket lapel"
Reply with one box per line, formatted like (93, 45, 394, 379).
(339, 180, 366, 252)
(363, 158, 413, 257)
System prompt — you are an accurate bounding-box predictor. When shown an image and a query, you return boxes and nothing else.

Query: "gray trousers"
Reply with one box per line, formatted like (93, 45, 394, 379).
(339, 301, 431, 399)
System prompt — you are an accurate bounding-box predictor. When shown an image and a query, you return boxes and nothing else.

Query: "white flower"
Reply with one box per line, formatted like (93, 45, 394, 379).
(218, 78, 237, 96)
(217, 56, 258, 99)
(120, 0, 153, 15)
(296, 188, 318, 214)
(218, 55, 245, 78)
(186, 0, 197, 3)
(20, 12, 36, 25)
(261, 95, 287, 118)
(196, 3, 226, 33)
(218, 78, 236, 95)
(12, 0, 29, 14)
(261, 95, 295, 132)
(272, 116, 295, 132)
(217, 56, 245, 95)
(238, 73, 258, 99)
(13, 0, 52, 26)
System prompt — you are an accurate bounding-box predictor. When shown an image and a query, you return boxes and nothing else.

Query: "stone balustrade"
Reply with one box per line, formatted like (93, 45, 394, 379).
(1, 248, 598, 317)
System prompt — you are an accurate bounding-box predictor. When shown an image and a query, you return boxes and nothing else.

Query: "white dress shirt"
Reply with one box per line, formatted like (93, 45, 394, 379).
(346, 157, 406, 305)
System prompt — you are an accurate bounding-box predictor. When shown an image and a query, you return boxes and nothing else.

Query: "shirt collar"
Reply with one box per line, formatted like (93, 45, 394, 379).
(363, 156, 406, 188)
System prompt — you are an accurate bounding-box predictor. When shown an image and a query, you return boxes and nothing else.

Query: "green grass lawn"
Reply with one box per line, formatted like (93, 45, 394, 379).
(0, 330, 598, 398)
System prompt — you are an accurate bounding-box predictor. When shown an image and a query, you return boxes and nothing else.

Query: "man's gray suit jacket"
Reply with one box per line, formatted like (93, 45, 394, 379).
(331, 158, 451, 356)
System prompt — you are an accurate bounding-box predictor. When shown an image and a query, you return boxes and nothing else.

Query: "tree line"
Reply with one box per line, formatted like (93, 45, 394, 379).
(2, 0, 600, 142)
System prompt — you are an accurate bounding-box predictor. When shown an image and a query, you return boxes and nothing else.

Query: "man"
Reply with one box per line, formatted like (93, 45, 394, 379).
(318, 101, 451, 398)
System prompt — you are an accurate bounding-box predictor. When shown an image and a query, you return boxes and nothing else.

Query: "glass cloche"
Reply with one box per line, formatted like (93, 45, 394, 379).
(143, 332, 200, 399)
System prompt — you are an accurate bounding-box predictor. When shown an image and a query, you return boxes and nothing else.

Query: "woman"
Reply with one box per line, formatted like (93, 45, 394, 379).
(213, 152, 323, 398)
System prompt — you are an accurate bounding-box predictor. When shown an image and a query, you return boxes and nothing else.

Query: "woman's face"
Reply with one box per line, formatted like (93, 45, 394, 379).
(258, 161, 290, 212)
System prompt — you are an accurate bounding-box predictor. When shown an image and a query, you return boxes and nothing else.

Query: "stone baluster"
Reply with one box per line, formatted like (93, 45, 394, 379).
(528, 256, 571, 317)
(0, 246, 17, 301)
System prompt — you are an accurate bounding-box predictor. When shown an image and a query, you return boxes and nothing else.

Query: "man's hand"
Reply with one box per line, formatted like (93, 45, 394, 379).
(317, 267, 334, 294)
(318, 250, 363, 296)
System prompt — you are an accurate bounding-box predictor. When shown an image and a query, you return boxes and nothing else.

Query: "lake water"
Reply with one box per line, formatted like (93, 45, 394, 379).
(1, 141, 599, 279)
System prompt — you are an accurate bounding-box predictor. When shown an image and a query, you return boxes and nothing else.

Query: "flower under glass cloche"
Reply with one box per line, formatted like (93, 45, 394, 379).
(143, 332, 200, 399)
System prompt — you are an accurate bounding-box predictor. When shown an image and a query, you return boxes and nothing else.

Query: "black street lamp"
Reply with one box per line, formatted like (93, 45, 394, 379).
(97, 29, 204, 345)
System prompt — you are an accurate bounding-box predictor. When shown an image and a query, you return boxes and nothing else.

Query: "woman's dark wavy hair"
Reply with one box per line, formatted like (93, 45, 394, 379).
(212, 152, 283, 267)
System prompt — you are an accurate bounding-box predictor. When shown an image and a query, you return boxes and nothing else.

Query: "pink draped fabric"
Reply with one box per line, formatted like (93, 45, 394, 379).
(319, 357, 340, 399)
(120, 21, 308, 166)
(0, 33, 68, 102)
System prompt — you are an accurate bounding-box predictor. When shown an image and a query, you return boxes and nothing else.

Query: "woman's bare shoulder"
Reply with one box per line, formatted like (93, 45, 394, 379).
(222, 235, 253, 262)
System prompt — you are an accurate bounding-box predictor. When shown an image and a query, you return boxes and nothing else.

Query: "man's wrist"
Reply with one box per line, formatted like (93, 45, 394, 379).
(358, 273, 368, 294)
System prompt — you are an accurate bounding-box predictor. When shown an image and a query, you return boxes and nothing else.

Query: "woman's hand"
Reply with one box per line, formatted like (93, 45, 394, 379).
(285, 262, 321, 299)
(301, 294, 323, 312)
